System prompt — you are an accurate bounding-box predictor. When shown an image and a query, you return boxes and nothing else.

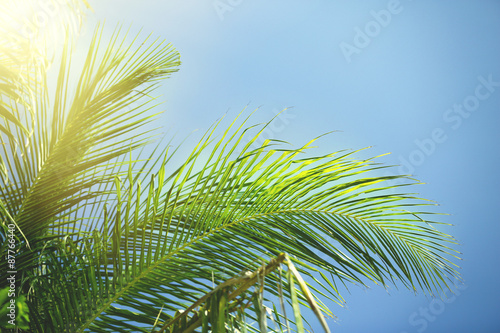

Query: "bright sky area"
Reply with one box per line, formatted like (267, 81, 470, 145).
(68, 1, 500, 332)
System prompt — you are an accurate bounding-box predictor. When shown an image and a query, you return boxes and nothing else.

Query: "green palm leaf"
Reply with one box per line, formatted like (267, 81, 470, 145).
(25, 111, 459, 332)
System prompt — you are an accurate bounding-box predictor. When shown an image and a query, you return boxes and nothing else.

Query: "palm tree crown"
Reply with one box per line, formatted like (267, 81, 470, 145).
(0, 2, 460, 332)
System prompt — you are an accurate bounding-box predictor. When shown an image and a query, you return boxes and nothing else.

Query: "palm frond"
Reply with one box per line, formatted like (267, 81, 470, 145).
(24, 111, 460, 332)
(1, 25, 180, 242)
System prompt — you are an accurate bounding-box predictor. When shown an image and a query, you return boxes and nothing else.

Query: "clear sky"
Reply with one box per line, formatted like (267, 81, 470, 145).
(83, 1, 500, 332)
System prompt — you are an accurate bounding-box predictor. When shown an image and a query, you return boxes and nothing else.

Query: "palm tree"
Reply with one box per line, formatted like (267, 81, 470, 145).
(0, 2, 460, 332)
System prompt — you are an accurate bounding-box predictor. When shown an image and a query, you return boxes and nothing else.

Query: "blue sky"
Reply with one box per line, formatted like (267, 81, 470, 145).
(83, 1, 500, 331)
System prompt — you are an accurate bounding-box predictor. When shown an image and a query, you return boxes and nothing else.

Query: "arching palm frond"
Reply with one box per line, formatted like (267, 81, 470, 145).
(1, 25, 179, 238)
(26, 110, 459, 332)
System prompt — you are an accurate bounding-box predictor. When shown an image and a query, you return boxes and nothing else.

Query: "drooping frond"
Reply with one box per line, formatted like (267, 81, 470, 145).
(25, 111, 460, 332)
